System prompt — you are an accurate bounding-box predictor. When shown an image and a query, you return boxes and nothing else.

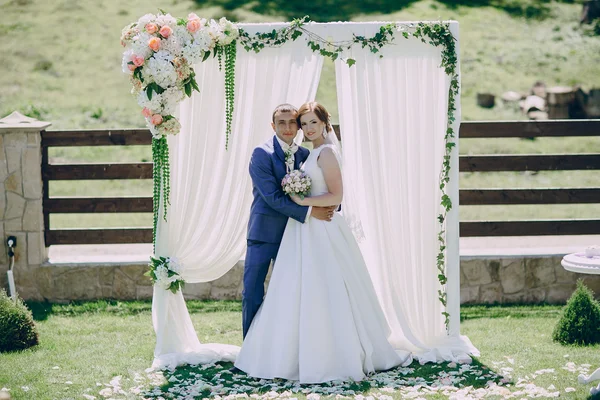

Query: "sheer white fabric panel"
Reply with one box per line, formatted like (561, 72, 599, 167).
(333, 22, 478, 362)
(152, 34, 323, 369)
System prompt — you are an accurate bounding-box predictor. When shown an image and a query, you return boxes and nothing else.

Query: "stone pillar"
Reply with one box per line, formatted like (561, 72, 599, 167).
(0, 111, 51, 300)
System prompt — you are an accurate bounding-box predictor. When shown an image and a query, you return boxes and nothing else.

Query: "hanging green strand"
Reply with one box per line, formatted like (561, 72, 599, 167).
(151, 136, 170, 253)
(224, 41, 237, 150)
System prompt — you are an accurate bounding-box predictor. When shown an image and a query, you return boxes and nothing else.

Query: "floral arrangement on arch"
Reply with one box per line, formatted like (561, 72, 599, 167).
(146, 256, 185, 293)
(121, 11, 239, 139)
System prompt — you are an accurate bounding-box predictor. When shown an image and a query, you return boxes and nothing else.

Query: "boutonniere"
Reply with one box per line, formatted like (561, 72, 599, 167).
(284, 149, 294, 172)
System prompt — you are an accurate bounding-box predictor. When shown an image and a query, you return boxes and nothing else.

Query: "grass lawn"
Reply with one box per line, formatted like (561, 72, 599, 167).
(1, 301, 599, 399)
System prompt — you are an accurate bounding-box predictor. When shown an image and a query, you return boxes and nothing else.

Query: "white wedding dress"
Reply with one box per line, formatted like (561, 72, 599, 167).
(234, 145, 411, 383)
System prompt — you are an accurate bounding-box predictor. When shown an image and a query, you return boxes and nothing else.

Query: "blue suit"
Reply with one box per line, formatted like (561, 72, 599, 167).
(242, 136, 310, 337)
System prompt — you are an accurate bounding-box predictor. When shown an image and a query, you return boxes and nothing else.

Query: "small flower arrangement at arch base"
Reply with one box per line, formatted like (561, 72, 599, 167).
(146, 256, 186, 294)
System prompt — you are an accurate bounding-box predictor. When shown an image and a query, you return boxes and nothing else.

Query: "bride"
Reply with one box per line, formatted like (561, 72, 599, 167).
(234, 102, 411, 383)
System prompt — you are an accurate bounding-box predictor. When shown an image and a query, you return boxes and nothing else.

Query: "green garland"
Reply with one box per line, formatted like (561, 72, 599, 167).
(412, 23, 459, 330)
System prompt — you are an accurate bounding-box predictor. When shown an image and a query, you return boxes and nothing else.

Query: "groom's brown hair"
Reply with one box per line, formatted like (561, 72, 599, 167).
(272, 103, 298, 123)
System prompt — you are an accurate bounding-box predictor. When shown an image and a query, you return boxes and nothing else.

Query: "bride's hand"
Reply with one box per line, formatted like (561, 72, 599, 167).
(290, 194, 306, 205)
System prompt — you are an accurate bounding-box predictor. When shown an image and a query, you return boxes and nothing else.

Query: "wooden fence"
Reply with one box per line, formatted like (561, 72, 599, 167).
(42, 129, 153, 245)
(41, 120, 600, 245)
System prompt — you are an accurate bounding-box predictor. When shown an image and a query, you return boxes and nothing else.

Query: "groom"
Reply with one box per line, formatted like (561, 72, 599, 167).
(242, 103, 335, 338)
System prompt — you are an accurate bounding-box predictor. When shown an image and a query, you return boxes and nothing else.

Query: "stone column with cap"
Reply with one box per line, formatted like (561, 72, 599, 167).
(0, 111, 51, 300)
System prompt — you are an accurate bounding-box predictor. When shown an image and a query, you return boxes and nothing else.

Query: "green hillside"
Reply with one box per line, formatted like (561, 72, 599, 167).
(1, 0, 599, 129)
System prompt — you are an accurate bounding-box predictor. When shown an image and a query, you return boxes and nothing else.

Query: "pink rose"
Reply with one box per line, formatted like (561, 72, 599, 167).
(142, 108, 152, 118)
(159, 25, 173, 38)
(148, 37, 161, 51)
(188, 13, 200, 20)
(127, 63, 136, 71)
(187, 19, 201, 33)
(131, 55, 145, 67)
(145, 23, 158, 34)
(151, 114, 163, 125)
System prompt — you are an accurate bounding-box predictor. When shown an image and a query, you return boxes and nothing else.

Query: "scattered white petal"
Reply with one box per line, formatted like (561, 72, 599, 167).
(52, 366, 60, 370)
(565, 387, 576, 392)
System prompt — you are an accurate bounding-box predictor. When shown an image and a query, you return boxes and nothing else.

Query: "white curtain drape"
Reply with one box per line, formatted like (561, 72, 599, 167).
(327, 21, 477, 361)
(152, 32, 324, 369)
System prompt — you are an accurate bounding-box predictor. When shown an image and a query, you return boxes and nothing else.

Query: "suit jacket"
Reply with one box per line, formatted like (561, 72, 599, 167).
(247, 136, 310, 243)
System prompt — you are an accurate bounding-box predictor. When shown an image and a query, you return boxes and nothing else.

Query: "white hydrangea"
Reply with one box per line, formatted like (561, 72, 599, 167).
(174, 25, 193, 46)
(130, 32, 153, 59)
(166, 257, 182, 273)
(194, 28, 216, 52)
(155, 13, 177, 27)
(137, 13, 157, 28)
(140, 64, 155, 85)
(145, 56, 177, 88)
(161, 87, 185, 112)
(137, 90, 162, 111)
(206, 19, 223, 42)
(152, 49, 175, 63)
(121, 49, 134, 74)
(218, 17, 239, 45)
(154, 265, 178, 290)
(182, 43, 205, 64)
(149, 123, 162, 139)
(161, 34, 183, 55)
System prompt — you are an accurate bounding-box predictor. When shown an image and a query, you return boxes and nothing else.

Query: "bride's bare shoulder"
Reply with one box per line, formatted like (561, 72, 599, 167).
(317, 147, 340, 169)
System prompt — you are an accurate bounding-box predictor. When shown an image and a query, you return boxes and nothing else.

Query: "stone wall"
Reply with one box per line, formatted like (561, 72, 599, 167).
(34, 261, 246, 302)
(0, 112, 49, 300)
(461, 256, 600, 304)
(25, 256, 600, 304)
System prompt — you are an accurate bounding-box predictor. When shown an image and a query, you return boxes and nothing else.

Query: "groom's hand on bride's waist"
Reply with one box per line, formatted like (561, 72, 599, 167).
(311, 206, 337, 222)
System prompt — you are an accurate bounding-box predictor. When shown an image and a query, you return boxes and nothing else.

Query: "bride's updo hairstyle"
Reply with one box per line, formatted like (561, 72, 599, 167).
(297, 102, 333, 134)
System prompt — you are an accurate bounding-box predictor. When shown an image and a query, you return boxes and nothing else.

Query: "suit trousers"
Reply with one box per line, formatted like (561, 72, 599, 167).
(242, 239, 281, 338)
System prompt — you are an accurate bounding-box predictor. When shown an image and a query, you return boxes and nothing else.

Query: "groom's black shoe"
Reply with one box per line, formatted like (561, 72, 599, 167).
(229, 366, 243, 374)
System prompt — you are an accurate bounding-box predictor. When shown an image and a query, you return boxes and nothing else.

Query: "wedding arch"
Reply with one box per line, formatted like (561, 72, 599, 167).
(121, 15, 478, 369)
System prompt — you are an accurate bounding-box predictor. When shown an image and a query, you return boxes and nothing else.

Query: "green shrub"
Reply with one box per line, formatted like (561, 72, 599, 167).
(0, 290, 39, 352)
(552, 280, 600, 345)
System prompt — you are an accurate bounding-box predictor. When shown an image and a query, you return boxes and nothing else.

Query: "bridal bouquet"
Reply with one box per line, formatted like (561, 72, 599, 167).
(282, 170, 312, 199)
(121, 11, 239, 139)
(146, 256, 185, 293)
